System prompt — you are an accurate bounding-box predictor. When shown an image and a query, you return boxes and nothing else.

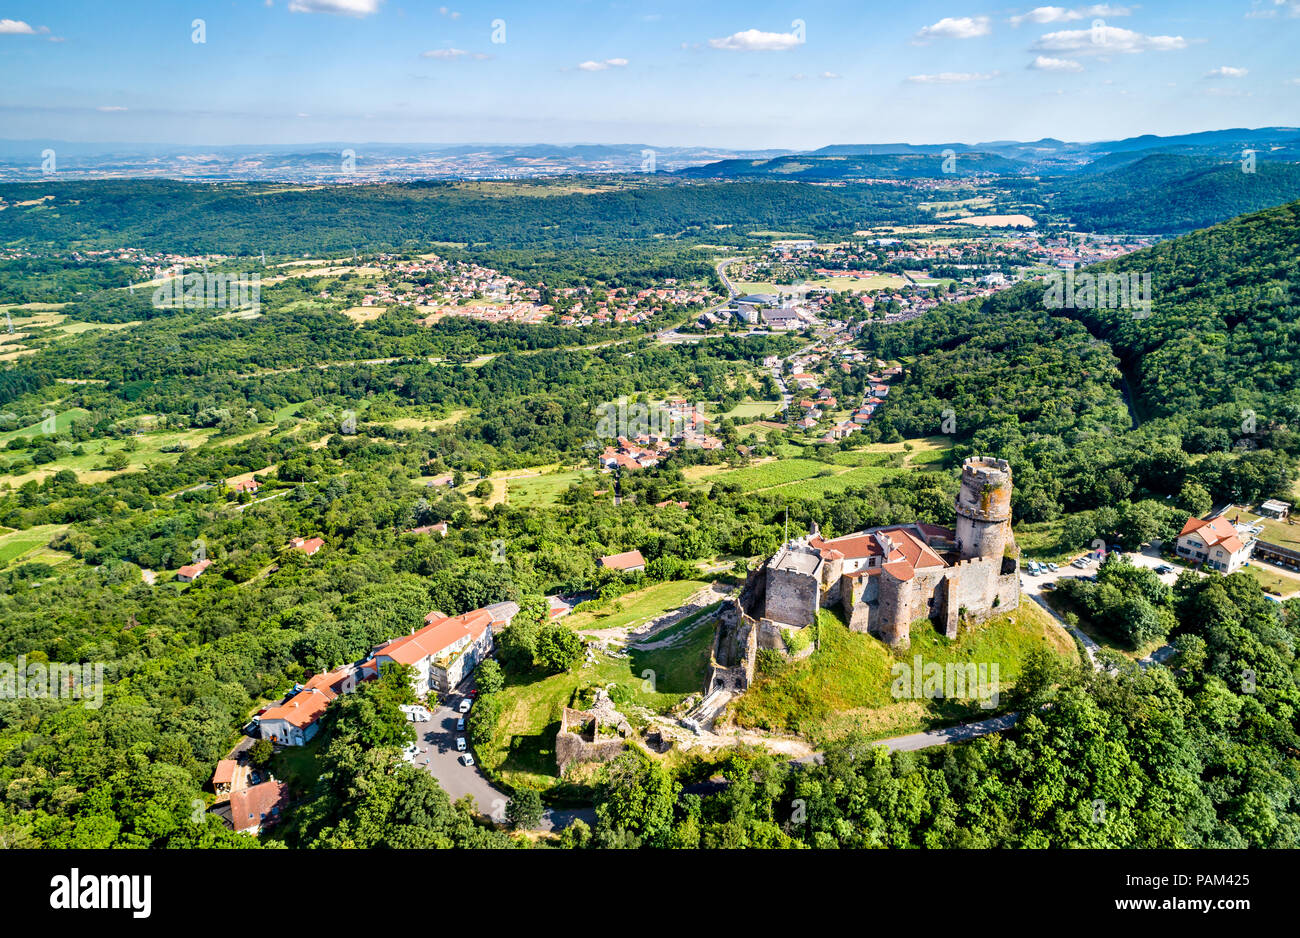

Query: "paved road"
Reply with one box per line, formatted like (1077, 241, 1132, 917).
(795, 712, 1023, 765)
(715, 256, 741, 299)
(409, 687, 590, 832)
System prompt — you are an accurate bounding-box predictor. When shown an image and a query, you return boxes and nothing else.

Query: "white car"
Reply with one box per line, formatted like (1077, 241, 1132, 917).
(402, 744, 420, 761)
(456, 736, 467, 752)
(460, 753, 475, 767)
(458, 698, 472, 714)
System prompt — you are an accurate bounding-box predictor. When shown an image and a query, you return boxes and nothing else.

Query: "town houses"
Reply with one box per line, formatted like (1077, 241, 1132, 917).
(352, 252, 711, 329)
(597, 399, 724, 471)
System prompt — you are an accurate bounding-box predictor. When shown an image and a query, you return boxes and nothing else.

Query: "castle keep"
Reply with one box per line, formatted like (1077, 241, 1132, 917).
(707, 458, 1020, 696)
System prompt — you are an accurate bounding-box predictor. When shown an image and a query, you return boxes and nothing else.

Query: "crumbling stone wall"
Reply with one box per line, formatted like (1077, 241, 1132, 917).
(764, 565, 820, 627)
(556, 705, 628, 773)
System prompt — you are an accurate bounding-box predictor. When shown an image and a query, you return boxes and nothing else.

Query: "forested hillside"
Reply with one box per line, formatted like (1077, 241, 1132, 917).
(0, 179, 932, 253)
(1048, 156, 1300, 232)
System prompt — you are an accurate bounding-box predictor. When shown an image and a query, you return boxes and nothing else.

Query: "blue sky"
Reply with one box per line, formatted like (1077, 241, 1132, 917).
(0, 0, 1296, 148)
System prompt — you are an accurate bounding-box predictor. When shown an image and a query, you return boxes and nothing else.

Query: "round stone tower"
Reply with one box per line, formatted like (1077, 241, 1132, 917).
(954, 457, 1013, 561)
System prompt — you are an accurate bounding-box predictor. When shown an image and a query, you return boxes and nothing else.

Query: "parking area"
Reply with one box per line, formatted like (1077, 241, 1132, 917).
(401, 683, 593, 832)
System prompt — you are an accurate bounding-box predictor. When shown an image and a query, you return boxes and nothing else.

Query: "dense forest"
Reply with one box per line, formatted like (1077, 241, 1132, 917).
(0, 178, 933, 254)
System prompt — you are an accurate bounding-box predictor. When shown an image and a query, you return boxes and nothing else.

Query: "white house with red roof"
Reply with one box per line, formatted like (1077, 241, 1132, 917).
(177, 558, 212, 582)
(288, 536, 324, 556)
(258, 664, 362, 747)
(1175, 513, 1255, 572)
(362, 607, 497, 696)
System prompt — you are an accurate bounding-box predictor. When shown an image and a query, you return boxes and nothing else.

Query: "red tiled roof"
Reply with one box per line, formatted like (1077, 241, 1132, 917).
(1178, 515, 1241, 551)
(372, 608, 494, 667)
(212, 759, 237, 786)
(231, 780, 289, 833)
(177, 559, 212, 579)
(600, 549, 646, 571)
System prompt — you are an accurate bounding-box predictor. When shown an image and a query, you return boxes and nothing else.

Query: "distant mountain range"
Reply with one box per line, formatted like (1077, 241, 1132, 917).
(679, 127, 1300, 180)
(0, 127, 1296, 183)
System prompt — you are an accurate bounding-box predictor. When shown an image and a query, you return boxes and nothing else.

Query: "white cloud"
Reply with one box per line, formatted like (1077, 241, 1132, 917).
(1246, 0, 1300, 17)
(1205, 66, 1248, 78)
(1029, 55, 1084, 71)
(708, 28, 804, 51)
(288, 0, 383, 16)
(1031, 25, 1187, 55)
(819, 71, 842, 79)
(577, 58, 628, 71)
(1010, 5, 1131, 27)
(437, 6, 460, 19)
(907, 71, 999, 83)
(422, 48, 467, 59)
(914, 16, 992, 42)
(0, 18, 36, 34)
(96, 106, 128, 112)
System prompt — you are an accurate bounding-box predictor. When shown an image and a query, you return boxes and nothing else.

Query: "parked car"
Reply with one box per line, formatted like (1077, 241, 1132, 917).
(460, 753, 475, 767)
(458, 698, 473, 714)
(457, 716, 466, 732)
(402, 744, 420, 761)
(1156, 565, 1175, 575)
(456, 737, 467, 752)
(1047, 562, 1058, 572)
(468, 689, 479, 698)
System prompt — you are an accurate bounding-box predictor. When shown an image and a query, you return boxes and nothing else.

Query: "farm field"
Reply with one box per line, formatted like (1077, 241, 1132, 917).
(0, 407, 93, 443)
(381, 408, 474, 431)
(0, 524, 70, 566)
(809, 274, 908, 292)
(686, 438, 953, 495)
(0, 424, 216, 486)
(718, 401, 782, 420)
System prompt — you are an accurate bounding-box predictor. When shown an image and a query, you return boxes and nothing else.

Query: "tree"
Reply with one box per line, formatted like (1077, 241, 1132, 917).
(505, 788, 543, 829)
(594, 751, 680, 846)
(535, 624, 583, 674)
(497, 617, 540, 672)
(474, 480, 493, 499)
(249, 739, 274, 767)
(475, 659, 504, 694)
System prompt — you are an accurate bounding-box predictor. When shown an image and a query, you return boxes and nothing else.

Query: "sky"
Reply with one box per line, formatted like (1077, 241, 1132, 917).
(0, 0, 1296, 149)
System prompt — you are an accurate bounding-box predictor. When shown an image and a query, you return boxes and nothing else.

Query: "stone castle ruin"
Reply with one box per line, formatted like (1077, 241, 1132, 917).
(707, 457, 1020, 695)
